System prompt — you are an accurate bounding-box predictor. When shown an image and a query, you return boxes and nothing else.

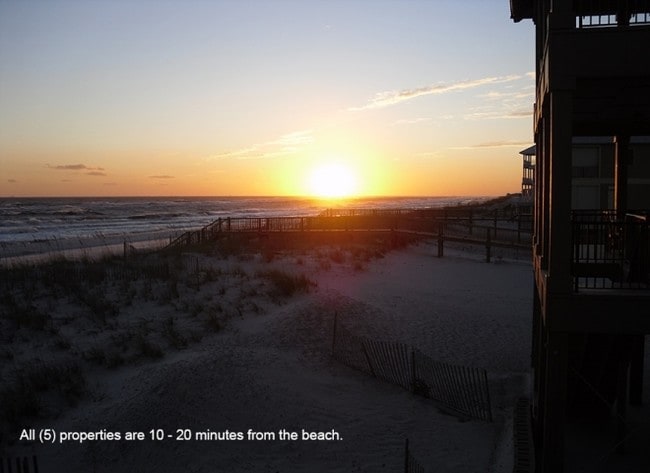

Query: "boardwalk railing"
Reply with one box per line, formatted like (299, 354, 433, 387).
(164, 207, 532, 253)
(332, 315, 492, 422)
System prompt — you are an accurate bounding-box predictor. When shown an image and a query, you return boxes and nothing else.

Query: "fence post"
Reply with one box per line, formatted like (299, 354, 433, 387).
(469, 208, 473, 235)
(437, 222, 444, 258)
(123, 240, 127, 260)
(410, 349, 417, 393)
(404, 438, 409, 473)
(361, 341, 376, 378)
(331, 312, 338, 355)
(486, 228, 492, 263)
(483, 370, 493, 422)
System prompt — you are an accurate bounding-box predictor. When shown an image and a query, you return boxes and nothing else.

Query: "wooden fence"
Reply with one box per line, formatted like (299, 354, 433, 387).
(0, 455, 39, 473)
(163, 207, 532, 253)
(404, 439, 427, 473)
(331, 315, 492, 422)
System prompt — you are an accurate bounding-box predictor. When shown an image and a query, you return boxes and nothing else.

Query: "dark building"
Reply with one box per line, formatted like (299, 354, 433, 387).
(510, 1, 650, 472)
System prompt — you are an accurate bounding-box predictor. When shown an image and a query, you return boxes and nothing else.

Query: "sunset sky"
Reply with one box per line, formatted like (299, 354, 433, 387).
(0, 0, 534, 197)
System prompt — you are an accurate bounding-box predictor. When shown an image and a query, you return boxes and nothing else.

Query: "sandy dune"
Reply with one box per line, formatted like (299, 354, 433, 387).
(3, 239, 532, 472)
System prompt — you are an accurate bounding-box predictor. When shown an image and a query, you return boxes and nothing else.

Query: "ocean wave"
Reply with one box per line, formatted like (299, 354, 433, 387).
(0, 195, 482, 247)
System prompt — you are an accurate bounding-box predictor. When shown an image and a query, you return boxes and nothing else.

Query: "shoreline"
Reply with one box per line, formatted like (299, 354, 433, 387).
(0, 193, 530, 262)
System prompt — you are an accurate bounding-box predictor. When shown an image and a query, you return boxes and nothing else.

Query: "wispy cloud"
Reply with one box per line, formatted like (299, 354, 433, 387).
(86, 171, 106, 177)
(451, 140, 532, 150)
(208, 129, 313, 160)
(349, 75, 522, 111)
(48, 163, 105, 172)
(7, 179, 17, 183)
(392, 117, 432, 126)
(149, 175, 175, 179)
(464, 108, 532, 120)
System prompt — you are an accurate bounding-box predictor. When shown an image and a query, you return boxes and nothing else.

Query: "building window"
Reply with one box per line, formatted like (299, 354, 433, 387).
(572, 146, 599, 178)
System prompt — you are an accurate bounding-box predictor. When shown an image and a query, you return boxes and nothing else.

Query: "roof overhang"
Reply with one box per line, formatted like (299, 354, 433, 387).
(510, 0, 534, 22)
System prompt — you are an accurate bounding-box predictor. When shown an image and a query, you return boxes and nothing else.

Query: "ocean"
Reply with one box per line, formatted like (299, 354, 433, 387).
(0, 195, 487, 258)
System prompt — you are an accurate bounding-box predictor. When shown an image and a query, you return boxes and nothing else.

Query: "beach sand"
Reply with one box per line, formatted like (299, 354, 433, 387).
(1, 236, 533, 472)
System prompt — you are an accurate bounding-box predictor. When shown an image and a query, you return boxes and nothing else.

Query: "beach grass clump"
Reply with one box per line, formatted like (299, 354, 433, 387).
(84, 344, 124, 368)
(76, 286, 119, 323)
(162, 316, 188, 349)
(0, 380, 40, 429)
(257, 269, 315, 298)
(2, 297, 50, 332)
(135, 333, 164, 359)
(52, 332, 72, 351)
(204, 310, 223, 333)
(328, 248, 345, 264)
(0, 361, 87, 430)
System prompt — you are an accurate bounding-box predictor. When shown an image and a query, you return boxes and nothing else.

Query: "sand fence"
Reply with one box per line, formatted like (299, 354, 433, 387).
(331, 313, 493, 423)
(0, 452, 39, 473)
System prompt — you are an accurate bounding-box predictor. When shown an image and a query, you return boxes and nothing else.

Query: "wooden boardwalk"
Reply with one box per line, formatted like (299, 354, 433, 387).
(164, 207, 532, 254)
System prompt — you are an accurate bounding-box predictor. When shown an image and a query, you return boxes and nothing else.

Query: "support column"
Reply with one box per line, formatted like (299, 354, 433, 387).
(540, 117, 550, 268)
(630, 335, 645, 406)
(614, 135, 630, 215)
(615, 358, 629, 454)
(541, 331, 569, 473)
(548, 90, 574, 292)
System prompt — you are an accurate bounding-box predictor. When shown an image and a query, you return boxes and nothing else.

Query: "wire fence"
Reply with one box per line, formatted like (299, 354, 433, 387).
(331, 314, 492, 422)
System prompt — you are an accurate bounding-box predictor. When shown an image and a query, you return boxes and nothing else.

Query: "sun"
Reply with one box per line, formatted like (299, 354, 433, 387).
(308, 162, 358, 198)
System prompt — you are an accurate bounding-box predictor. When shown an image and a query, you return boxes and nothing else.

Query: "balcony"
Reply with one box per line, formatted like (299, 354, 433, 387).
(572, 211, 649, 291)
(575, 0, 650, 28)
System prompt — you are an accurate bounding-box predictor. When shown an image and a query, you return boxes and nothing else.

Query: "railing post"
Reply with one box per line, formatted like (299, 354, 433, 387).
(331, 312, 338, 355)
(469, 208, 473, 235)
(573, 219, 579, 292)
(437, 222, 444, 258)
(486, 228, 492, 263)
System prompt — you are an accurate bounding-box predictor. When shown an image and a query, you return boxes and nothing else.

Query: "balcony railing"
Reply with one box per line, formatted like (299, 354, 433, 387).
(575, 0, 650, 28)
(572, 210, 649, 291)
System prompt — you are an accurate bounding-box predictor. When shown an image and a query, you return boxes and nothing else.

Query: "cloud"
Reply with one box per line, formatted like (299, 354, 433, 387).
(392, 117, 432, 126)
(507, 110, 533, 118)
(7, 179, 17, 183)
(149, 175, 175, 179)
(452, 140, 533, 150)
(349, 75, 522, 111)
(86, 171, 107, 177)
(208, 129, 313, 161)
(49, 164, 105, 172)
(464, 109, 532, 120)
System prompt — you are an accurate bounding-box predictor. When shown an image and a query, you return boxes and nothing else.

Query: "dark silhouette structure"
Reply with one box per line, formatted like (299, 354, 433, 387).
(510, 1, 650, 471)
(519, 145, 536, 199)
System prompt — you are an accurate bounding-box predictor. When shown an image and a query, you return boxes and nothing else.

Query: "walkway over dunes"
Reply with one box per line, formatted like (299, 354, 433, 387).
(164, 206, 532, 256)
